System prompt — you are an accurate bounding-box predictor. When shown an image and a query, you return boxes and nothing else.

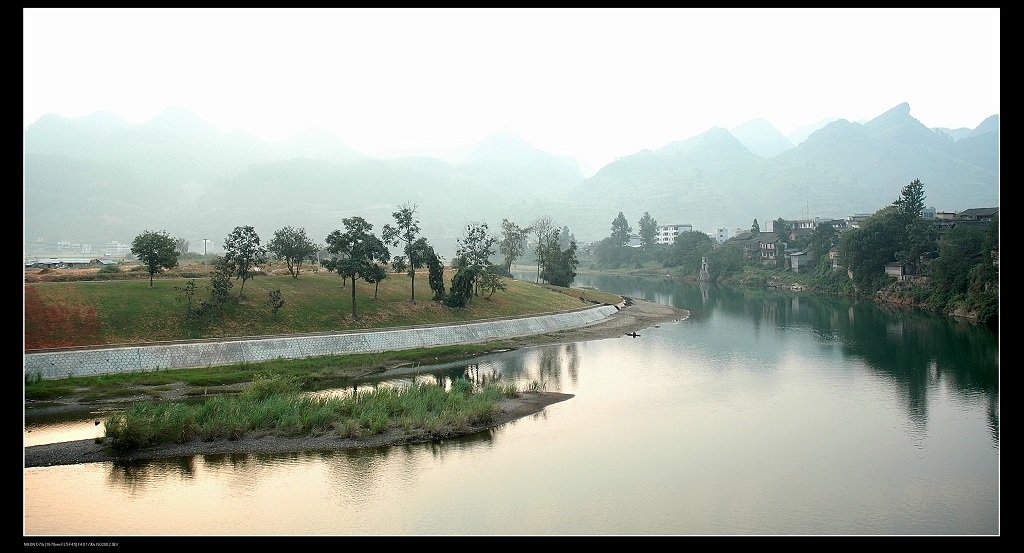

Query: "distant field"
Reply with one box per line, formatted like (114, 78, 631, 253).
(24, 264, 622, 349)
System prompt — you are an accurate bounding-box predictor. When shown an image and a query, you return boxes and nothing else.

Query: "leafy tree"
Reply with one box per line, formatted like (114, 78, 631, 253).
(207, 258, 234, 311)
(929, 225, 987, 296)
(222, 225, 268, 298)
(456, 222, 498, 296)
(838, 207, 901, 292)
(480, 265, 508, 299)
(772, 218, 792, 241)
(663, 231, 713, 275)
(893, 178, 926, 224)
(131, 229, 179, 287)
(268, 289, 284, 315)
(426, 249, 446, 301)
(382, 203, 426, 302)
(808, 222, 839, 259)
(499, 219, 531, 277)
(530, 215, 554, 283)
(704, 243, 743, 282)
(891, 179, 936, 275)
(175, 279, 200, 317)
(751, 219, 760, 234)
(365, 264, 388, 300)
(446, 265, 478, 308)
(175, 237, 190, 257)
(391, 255, 408, 274)
(267, 226, 318, 279)
(558, 225, 574, 250)
(541, 239, 579, 287)
(638, 212, 658, 247)
(611, 212, 632, 247)
(323, 217, 390, 319)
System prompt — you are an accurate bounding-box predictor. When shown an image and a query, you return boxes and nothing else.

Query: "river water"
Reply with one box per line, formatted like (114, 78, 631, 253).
(23, 274, 999, 536)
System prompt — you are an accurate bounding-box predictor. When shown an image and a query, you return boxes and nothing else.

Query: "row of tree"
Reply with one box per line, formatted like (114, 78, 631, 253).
(130, 204, 582, 320)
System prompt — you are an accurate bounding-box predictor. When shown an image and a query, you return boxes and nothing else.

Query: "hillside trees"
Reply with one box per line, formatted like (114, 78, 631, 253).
(131, 230, 179, 288)
(382, 203, 426, 301)
(267, 226, 318, 279)
(323, 217, 390, 320)
(223, 225, 269, 298)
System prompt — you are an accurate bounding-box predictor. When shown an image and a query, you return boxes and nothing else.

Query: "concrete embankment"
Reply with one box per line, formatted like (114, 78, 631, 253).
(24, 305, 620, 380)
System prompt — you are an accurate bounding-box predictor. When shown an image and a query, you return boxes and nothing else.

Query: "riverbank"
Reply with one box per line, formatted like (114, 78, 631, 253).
(25, 298, 687, 467)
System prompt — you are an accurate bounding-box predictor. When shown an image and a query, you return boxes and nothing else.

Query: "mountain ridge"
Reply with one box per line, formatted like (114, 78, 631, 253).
(24, 104, 998, 258)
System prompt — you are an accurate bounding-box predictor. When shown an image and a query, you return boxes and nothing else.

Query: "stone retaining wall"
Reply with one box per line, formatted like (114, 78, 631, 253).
(24, 305, 620, 380)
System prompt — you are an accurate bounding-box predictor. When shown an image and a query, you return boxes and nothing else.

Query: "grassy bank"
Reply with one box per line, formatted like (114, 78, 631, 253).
(103, 372, 521, 453)
(24, 265, 622, 349)
(24, 265, 623, 400)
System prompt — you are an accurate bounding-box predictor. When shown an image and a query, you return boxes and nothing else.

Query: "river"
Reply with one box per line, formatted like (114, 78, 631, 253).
(23, 274, 999, 536)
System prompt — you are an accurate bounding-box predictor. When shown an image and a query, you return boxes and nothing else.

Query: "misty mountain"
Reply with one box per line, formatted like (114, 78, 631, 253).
(24, 103, 998, 259)
(730, 118, 795, 158)
(786, 117, 842, 146)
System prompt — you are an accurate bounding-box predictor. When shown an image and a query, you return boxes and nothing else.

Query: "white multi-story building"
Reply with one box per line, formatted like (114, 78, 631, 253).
(655, 224, 692, 245)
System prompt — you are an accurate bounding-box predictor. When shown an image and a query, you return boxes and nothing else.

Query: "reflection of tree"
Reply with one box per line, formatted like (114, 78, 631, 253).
(592, 274, 999, 438)
(537, 346, 564, 389)
(106, 456, 196, 494)
(564, 343, 579, 386)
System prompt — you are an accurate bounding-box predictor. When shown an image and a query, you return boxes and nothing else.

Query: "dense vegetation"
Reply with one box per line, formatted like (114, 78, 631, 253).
(103, 372, 522, 453)
(579, 179, 998, 327)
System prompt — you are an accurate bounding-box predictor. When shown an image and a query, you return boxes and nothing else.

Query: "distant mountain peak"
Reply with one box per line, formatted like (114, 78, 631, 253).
(730, 118, 794, 158)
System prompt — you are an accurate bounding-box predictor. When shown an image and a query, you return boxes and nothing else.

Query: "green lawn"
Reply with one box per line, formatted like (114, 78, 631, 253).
(25, 268, 622, 349)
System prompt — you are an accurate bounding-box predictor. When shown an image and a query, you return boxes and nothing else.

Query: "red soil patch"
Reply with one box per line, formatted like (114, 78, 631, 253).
(23, 286, 101, 349)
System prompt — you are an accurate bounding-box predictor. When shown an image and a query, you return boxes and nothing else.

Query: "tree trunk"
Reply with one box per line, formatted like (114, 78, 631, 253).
(350, 278, 357, 319)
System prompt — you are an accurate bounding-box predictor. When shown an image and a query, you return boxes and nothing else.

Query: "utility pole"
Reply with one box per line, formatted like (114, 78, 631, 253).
(203, 238, 210, 275)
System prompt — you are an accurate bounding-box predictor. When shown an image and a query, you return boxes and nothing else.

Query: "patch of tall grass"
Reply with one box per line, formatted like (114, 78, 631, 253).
(103, 373, 522, 453)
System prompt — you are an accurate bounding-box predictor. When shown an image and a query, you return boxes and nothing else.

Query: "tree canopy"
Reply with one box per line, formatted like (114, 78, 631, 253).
(323, 216, 390, 319)
(267, 226, 318, 279)
(223, 225, 269, 297)
(499, 218, 530, 277)
(611, 212, 632, 247)
(381, 203, 425, 301)
(131, 229, 179, 287)
(638, 212, 658, 247)
(455, 222, 498, 297)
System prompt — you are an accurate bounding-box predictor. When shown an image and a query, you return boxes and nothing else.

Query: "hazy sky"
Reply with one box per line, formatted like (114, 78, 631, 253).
(24, 8, 1000, 174)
